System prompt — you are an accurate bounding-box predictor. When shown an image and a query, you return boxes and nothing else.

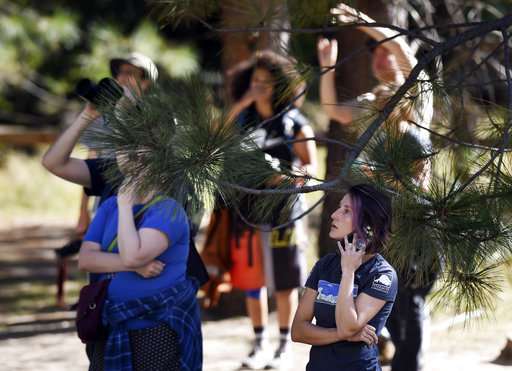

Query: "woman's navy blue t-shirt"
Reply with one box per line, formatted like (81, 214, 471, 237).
(83, 196, 190, 329)
(304, 253, 398, 371)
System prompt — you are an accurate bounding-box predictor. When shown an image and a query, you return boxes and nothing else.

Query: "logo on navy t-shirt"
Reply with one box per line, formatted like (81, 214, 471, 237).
(371, 274, 393, 293)
(316, 280, 358, 305)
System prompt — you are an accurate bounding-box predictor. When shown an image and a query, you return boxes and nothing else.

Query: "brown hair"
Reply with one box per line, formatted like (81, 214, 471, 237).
(228, 50, 305, 112)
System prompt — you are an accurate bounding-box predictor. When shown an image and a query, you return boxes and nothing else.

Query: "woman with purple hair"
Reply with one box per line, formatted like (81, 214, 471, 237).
(291, 184, 397, 371)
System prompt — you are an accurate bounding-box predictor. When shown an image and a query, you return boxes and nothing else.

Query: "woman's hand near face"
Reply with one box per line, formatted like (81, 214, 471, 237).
(339, 234, 365, 273)
(242, 85, 268, 106)
(226, 85, 265, 125)
(117, 180, 137, 207)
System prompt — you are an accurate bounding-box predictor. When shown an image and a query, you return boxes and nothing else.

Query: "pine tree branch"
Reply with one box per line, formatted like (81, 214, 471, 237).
(268, 136, 356, 150)
(183, 12, 439, 45)
(231, 193, 326, 231)
(220, 179, 337, 195)
(407, 120, 512, 152)
(445, 25, 512, 200)
(221, 14, 512, 197)
(442, 78, 508, 90)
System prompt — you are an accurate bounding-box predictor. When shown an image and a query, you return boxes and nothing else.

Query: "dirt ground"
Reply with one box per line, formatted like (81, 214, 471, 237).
(1, 224, 511, 371)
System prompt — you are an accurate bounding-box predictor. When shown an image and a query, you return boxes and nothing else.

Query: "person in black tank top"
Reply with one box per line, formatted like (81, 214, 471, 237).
(225, 50, 317, 369)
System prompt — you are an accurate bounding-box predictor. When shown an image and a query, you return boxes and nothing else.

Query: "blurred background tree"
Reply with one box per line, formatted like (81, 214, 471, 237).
(0, 0, 207, 127)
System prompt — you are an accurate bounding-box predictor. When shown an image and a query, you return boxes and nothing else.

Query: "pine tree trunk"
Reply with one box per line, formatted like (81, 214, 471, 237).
(317, 0, 408, 257)
(220, 0, 289, 100)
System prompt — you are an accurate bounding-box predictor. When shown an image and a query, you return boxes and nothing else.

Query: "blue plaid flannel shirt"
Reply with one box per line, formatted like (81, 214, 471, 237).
(102, 279, 202, 371)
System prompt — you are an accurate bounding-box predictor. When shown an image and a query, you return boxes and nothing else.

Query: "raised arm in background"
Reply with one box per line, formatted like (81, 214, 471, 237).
(41, 104, 99, 187)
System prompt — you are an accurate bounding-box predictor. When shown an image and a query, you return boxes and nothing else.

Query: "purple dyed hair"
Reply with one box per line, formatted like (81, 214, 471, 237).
(348, 184, 392, 253)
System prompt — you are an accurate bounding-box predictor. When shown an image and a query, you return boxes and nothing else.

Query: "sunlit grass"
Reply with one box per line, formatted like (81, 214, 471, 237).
(0, 145, 87, 225)
(0, 279, 86, 319)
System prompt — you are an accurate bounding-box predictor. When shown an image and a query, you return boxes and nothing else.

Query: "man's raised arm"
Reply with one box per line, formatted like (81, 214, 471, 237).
(42, 104, 99, 188)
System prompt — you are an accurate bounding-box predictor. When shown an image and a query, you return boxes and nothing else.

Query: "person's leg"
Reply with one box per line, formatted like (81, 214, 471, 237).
(56, 257, 68, 308)
(268, 213, 304, 369)
(242, 288, 273, 369)
(400, 295, 424, 371)
(275, 288, 297, 329)
(389, 288, 424, 371)
(246, 288, 268, 328)
(265, 288, 297, 369)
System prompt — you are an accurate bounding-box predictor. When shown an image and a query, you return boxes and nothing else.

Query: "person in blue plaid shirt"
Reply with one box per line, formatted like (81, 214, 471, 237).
(78, 176, 202, 371)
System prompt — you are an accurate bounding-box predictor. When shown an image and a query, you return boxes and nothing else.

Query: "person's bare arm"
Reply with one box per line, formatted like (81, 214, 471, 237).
(291, 288, 345, 345)
(336, 288, 386, 338)
(74, 149, 99, 235)
(291, 287, 378, 346)
(75, 191, 91, 236)
(116, 185, 170, 269)
(335, 240, 387, 337)
(292, 125, 318, 178)
(78, 241, 165, 277)
(225, 87, 266, 125)
(332, 3, 416, 76)
(317, 38, 354, 124)
(41, 104, 100, 187)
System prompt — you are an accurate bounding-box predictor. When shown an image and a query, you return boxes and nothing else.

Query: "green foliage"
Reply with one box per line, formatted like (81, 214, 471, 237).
(345, 84, 512, 313)
(152, 0, 219, 27)
(0, 5, 80, 88)
(432, 260, 503, 315)
(0, 1, 199, 121)
(0, 147, 83, 222)
(71, 21, 198, 81)
(287, 0, 341, 29)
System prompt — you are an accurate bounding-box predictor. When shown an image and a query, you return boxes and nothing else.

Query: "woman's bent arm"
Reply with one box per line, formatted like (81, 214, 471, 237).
(291, 288, 343, 345)
(78, 241, 139, 272)
(116, 198, 169, 268)
(335, 270, 386, 337)
(78, 241, 165, 278)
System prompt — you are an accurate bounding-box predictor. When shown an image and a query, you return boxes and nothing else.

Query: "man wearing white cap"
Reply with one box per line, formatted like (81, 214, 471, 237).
(110, 52, 158, 96)
(43, 51, 158, 233)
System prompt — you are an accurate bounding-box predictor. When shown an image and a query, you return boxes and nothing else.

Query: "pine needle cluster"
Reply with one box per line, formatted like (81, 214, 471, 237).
(82, 77, 296, 219)
(353, 118, 512, 313)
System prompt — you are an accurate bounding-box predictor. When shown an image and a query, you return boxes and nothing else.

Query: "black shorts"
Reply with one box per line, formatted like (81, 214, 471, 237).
(269, 225, 304, 291)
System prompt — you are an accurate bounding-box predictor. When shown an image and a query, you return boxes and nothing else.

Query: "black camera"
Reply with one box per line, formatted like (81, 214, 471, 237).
(75, 77, 123, 106)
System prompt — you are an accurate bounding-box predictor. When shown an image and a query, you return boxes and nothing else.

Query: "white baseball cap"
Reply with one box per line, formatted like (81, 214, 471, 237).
(110, 52, 158, 82)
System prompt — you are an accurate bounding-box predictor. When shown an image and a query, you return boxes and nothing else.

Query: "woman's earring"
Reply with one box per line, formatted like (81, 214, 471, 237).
(355, 238, 366, 252)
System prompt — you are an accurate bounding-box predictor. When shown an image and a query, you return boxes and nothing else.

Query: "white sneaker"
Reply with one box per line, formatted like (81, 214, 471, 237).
(242, 341, 273, 370)
(265, 343, 293, 369)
